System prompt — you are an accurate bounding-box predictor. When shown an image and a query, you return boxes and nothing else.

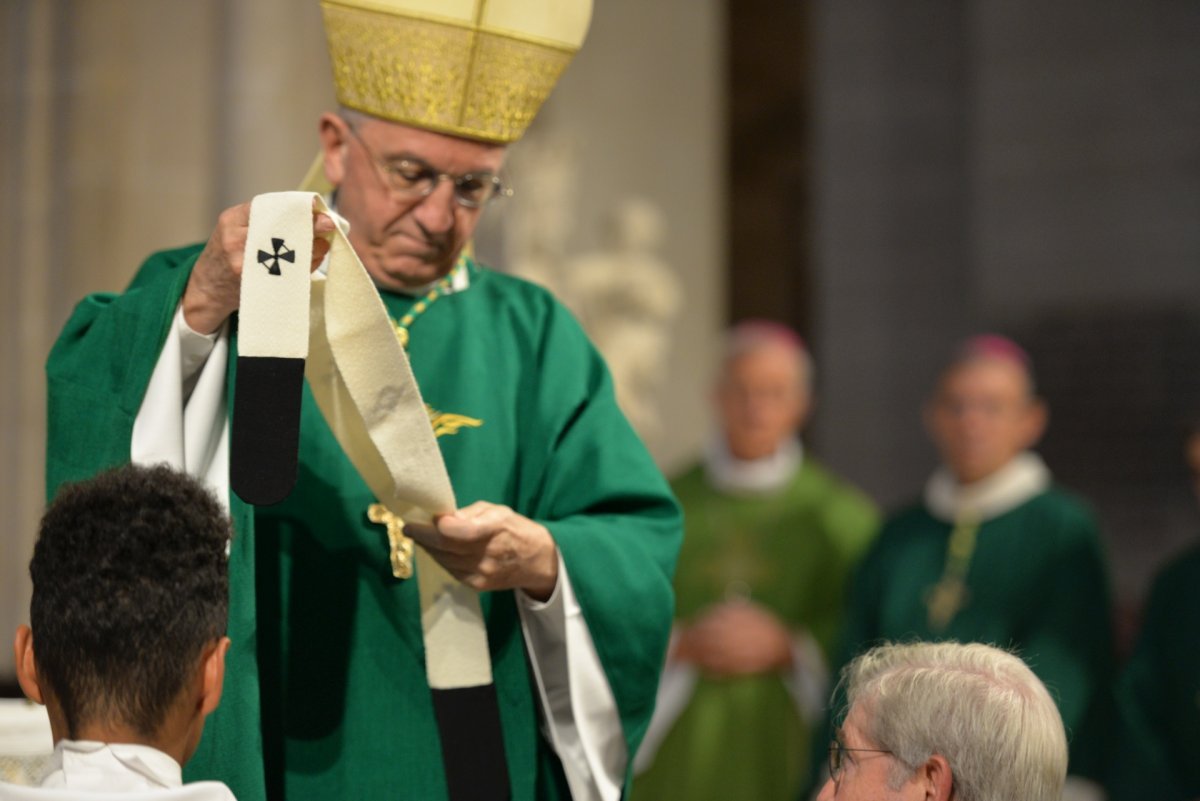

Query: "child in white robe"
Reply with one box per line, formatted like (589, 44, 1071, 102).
(1, 464, 235, 800)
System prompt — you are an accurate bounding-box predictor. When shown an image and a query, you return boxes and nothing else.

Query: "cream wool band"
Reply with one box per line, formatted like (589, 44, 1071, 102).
(238, 193, 314, 361)
(231, 192, 507, 796)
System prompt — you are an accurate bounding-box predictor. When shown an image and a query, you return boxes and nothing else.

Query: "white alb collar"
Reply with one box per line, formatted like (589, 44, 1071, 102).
(703, 435, 803, 496)
(924, 451, 1051, 523)
(40, 740, 182, 790)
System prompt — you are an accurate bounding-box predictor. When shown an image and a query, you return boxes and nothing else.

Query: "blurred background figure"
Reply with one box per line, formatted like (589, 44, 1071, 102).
(827, 335, 1114, 799)
(1106, 422, 1200, 801)
(632, 321, 878, 801)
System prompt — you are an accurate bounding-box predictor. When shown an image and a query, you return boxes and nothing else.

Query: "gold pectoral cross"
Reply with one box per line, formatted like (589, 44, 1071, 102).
(368, 504, 414, 579)
(924, 514, 980, 632)
(925, 577, 969, 632)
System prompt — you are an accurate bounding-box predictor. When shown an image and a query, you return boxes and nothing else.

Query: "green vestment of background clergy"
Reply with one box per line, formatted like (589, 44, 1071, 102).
(45, 245, 682, 801)
(631, 457, 878, 801)
(1108, 542, 1200, 801)
(833, 486, 1115, 776)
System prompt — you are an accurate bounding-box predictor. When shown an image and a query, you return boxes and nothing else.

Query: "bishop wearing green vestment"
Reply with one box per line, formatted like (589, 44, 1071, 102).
(44, 3, 682, 800)
(1108, 428, 1200, 800)
(632, 323, 878, 801)
(1108, 542, 1200, 800)
(828, 336, 1114, 798)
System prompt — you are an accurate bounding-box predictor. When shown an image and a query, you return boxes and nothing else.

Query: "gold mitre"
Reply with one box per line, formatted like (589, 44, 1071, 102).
(321, 0, 593, 144)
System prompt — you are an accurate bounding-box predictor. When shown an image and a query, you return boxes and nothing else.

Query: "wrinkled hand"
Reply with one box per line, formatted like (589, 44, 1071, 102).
(674, 600, 794, 677)
(404, 502, 559, 601)
(182, 200, 336, 334)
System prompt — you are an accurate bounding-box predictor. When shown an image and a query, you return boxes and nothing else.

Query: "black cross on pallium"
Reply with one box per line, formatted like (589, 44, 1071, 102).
(257, 237, 295, 276)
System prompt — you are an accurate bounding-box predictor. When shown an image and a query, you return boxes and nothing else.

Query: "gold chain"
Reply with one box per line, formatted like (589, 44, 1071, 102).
(389, 257, 464, 348)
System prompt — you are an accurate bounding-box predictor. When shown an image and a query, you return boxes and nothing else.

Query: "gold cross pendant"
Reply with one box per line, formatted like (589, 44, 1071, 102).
(367, 503, 414, 579)
(925, 577, 969, 632)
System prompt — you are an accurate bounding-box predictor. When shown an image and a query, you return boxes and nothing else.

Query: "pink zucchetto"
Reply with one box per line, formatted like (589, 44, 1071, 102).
(957, 334, 1030, 367)
(722, 320, 813, 389)
(951, 333, 1035, 388)
(725, 320, 809, 360)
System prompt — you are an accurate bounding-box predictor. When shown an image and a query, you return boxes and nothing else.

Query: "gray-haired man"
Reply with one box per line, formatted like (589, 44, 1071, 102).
(817, 641, 1067, 801)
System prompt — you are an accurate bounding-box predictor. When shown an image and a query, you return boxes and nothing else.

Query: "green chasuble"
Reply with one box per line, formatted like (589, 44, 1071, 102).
(1108, 542, 1200, 801)
(833, 486, 1114, 776)
(45, 245, 682, 801)
(631, 457, 878, 801)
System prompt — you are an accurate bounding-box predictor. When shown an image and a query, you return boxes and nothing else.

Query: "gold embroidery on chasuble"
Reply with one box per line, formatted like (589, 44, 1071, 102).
(427, 405, 483, 438)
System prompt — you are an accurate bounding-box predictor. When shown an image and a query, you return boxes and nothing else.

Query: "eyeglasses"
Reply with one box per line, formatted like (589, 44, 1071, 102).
(829, 737, 893, 779)
(343, 119, 512, 209)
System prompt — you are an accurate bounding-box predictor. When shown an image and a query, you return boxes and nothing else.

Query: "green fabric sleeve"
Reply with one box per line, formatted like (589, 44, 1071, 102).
(1107, 597, 1187, 801)
(1106, 547, 1200, 801)
(516, 299, 682, 786)
(45, 246, 198, 494)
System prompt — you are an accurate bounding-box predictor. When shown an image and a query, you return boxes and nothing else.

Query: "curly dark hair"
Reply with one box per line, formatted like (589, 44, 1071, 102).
(30, 463, 231, 739)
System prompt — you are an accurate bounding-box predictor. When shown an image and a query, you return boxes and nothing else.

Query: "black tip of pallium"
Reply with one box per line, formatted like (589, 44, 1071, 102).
(231, 356, 306, 506)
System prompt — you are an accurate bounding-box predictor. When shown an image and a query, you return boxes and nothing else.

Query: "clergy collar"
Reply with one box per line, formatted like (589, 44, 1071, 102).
(703, 435, 803, 496)
(924, 451, 1051, 523)
(44, 740, 182, 789)
(385, 256, 472, 298)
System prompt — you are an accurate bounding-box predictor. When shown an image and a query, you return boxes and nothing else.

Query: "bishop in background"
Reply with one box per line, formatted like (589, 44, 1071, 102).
(633, 322, 878, 801)
(824, 335, 1114, 799)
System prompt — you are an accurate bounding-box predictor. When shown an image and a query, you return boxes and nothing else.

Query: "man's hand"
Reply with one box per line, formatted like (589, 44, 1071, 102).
(674, 600, 794, 677)
(404, 502, 560, 601)
(182, 200, 337, 334)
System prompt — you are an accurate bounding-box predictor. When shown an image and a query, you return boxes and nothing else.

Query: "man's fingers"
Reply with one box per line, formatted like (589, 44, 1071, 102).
(454, 501, 513, 523)
(214, 203, 253, 272)
(417, 546, 506, 592)
(223, 201, 252, 226)
(313, 211, 337, 235)
(402, 520, 440, 548)
(404, 519, 479, 555)
(311, 237, 332, 269)
(403, 504, 555, 597)
(426, 550, 501, 578)
(433, 511, 504, 543)
(183, 202, 254, 333)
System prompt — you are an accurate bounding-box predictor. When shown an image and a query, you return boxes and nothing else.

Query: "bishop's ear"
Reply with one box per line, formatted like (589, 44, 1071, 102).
(13, 625, 44, 706)
(318, 112, 351, 188)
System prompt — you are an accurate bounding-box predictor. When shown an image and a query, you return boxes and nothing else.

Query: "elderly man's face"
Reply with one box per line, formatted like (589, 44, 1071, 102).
(715, 343, 809, 461)
(926, 357, 1046, 485)
(319, 114, 507, 291)
(817, 705, 927, 801)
